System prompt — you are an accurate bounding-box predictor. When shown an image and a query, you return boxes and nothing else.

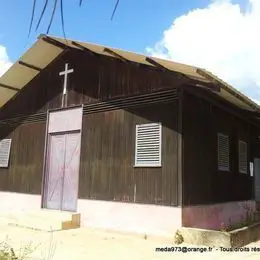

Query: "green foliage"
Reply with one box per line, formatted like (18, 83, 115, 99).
(0, 231, 57, 260)
(174, 230, 184, 244)
(0, 238, 35, 260)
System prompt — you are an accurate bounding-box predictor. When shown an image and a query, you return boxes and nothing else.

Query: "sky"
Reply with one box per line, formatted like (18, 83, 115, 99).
(0, 0, 259, 103)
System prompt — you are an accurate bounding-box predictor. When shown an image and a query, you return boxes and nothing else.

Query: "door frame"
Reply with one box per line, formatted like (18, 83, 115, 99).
(41, 105, 83, 210)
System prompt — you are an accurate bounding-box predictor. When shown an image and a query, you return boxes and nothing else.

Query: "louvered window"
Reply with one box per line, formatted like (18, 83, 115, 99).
(239, 140, 247, 174)
(135, 123, 162, 167)
(217, 133, 229, 171)
(0, 139, 12, 168)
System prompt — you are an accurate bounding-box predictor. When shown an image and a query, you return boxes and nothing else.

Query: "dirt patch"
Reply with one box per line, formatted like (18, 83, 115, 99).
(0, 223, 260, 259)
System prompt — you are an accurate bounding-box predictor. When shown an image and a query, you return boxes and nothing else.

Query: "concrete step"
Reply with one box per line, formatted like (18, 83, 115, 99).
(0, 209, 80, 232)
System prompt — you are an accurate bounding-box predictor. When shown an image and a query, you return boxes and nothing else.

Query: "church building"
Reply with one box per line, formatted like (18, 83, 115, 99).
(0, 34, 260, 235)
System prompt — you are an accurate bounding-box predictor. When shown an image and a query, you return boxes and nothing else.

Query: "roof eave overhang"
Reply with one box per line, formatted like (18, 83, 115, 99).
(0, 34, 259, 116)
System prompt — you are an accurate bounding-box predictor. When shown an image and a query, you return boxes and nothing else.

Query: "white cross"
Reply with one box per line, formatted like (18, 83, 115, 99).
(59, 63, 74, 95)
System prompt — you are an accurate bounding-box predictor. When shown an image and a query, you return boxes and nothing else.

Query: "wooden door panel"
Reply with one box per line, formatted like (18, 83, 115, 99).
(62, 132, 81, 211)
(45, 134, 66, 210)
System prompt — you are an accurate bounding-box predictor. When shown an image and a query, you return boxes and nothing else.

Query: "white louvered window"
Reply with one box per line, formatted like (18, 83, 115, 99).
(135, 123, 162, 167)
(239, 140, 247, 174)
(0, 139, 12, 168)
(217, 133, 229, 171)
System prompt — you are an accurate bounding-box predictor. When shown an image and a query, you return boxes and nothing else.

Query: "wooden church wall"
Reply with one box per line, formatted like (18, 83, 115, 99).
(0, 49, 183, 119)
(182, 90, 254, 206)
(0, 49, 181, 206)
(0, 122, 45, 194)
(79, 100, 179, 206)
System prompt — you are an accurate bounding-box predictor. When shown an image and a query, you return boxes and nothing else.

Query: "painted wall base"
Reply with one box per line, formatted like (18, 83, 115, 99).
(0, 192, 41, 212)
(182, 200, 255, 230)
(77, 199, 182, 236)
(0, 192, 256, 235)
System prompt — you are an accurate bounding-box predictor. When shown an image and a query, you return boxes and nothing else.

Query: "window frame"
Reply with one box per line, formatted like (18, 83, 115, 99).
(217, 133, 230, 172)
(134, 122, 162, 168)
(0, 138, 12, 168)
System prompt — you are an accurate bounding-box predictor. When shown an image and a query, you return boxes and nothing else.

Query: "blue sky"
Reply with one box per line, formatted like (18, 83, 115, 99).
(0, 0, 208, 61)
(0, 0, 259, 103)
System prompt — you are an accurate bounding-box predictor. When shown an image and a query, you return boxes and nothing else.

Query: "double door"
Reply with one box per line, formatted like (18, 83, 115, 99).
(44, 131, 81, 211)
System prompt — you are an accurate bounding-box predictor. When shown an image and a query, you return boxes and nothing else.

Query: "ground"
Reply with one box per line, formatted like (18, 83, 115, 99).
(0, 223, 260, 260)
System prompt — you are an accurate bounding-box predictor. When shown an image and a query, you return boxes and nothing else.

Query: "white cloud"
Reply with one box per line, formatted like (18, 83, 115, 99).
(147, 0, 260, 103)
(0, 45, 12, 77)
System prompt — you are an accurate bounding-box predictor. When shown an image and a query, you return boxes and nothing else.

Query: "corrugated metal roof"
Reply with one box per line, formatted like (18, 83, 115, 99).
(0, 34, 259, 113)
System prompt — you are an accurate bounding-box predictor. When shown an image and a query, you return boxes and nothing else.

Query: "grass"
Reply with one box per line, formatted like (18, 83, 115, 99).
(0, 230, 57, 260)
(0, 238, 34, 260)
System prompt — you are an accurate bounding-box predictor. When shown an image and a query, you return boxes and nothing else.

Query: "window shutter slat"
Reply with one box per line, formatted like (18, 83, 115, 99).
(135, 123, 162, 167)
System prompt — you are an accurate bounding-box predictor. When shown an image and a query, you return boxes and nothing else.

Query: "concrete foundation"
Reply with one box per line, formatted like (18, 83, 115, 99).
(180, 222, 260, 248)
(182, 200, 255, 230)
(78, 199, 182, 236)
(0, 191, 256, 236)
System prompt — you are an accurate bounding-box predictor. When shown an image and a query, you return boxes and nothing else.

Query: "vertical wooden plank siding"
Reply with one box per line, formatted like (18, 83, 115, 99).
(177, 88, 183, 206)
(182, 91, 254, 206)
(0, 122, 46, 194)
(0, 48, 181, 206)
(0, 93, 179, 206)
(79, 101, 179, 206)
(0, 50, 184, 120)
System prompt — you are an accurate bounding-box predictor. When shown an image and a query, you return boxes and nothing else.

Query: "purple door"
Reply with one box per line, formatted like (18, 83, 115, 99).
(62, 132, 81, 211)
(45, 132, 81, 211)
(45, 134, 66, 210)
